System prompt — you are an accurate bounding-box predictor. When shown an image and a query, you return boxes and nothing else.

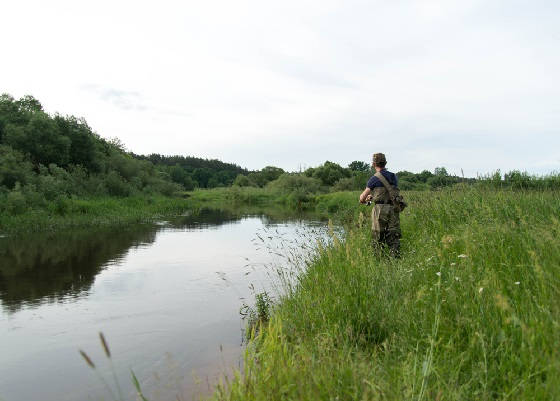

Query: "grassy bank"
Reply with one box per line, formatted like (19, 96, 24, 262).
(211, 187, 560, 400)
(0, 186, 338, 235)
(0, 196, 192, 235)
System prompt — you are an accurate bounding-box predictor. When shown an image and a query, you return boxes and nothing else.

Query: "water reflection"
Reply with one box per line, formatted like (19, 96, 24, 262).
(0, 207, 327, 401)
(0, 225, 155, 313)
(0, 207, 321, 314)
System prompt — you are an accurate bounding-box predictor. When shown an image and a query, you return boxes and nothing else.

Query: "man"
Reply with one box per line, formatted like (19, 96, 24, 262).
(359, 153, 401, 257)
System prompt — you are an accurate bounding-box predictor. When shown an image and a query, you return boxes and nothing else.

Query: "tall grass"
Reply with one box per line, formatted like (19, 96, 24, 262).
(211, 186, 560, 400)
(0, 196, 191, 235)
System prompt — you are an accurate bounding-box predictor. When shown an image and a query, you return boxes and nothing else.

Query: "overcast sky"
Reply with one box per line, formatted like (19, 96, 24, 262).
(1, 0, 559, 175)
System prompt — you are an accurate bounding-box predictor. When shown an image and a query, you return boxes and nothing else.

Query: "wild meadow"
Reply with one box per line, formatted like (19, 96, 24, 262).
(210, 186, 560, 400)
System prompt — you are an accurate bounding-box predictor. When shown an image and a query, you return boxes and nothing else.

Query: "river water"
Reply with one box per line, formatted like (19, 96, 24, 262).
(0, 208, 327, 401)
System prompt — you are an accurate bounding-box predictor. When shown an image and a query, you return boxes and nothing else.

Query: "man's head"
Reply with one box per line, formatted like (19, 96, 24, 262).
(372, 153, 387, 169)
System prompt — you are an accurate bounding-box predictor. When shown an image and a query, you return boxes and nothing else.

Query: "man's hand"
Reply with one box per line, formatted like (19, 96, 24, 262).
(359, 187, 372, 204)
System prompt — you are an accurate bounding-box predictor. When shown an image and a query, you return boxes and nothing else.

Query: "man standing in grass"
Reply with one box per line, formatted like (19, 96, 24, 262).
(359, 153, 401, 257)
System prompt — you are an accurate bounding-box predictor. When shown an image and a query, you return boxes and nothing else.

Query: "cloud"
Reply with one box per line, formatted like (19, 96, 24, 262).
(81, 85, 147, 112)
(1, 0, 559, 175)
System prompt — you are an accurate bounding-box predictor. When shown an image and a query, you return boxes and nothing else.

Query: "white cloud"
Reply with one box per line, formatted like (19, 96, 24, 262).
(1, 0, 558, 174)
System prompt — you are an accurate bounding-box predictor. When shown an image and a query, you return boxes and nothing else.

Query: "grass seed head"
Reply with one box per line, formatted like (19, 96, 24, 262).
(99, 332, 111, 358)
(79, 350, 96, 369)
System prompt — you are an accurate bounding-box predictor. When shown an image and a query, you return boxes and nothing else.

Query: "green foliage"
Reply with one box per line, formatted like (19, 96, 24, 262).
(331, 177, 355, 191)
(241, 291, 273, 336)
(267, 173, 322, 195)
(105, 171, 131, 197)
(5, 112, 71, 166)
(4, 188, 27, 215)
(0, 94, 191, 205)
(0, 145, 33, 188)
(348, 160, 369, 171)
(247, 166, 285, 187)
(135, 153, 246, 188)
(212, 187, 560, 401)
(478, 170, 560, 190)
(309, 161, 351, 186)
(233, 174, 252, 187)
(54, 115, 97, 170)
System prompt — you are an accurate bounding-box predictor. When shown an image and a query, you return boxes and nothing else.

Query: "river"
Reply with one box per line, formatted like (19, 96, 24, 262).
(0, 208, 328, 401)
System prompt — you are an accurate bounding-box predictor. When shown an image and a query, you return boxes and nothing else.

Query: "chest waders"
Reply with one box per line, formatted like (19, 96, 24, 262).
(370, 172, 402, 258)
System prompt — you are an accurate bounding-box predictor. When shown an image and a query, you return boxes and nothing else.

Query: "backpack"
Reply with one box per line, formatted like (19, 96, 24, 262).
(374, 172, 408, 213)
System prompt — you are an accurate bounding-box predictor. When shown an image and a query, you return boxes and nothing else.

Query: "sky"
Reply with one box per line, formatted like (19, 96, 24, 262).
(1, 0, 559, 176)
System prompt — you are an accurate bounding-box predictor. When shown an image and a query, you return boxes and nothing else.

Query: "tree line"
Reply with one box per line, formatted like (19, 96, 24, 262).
(1, 94, 556, 215)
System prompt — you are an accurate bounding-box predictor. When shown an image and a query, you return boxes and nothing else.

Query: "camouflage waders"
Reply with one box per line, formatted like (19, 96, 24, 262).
(370, 186, 401, 257)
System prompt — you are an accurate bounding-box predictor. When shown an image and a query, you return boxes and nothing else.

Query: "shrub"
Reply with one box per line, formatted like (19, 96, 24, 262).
(5, 189, 27, 215)
(233, 174, 252, 187)
(105, 171, 131, 197)
(267, 173, 322, 195)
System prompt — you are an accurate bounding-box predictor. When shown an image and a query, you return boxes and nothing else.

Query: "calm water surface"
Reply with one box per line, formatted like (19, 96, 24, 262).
(0, 209, 327, 401)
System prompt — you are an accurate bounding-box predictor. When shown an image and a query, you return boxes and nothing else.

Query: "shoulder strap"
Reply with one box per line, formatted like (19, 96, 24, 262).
(374, 172, 396, 197)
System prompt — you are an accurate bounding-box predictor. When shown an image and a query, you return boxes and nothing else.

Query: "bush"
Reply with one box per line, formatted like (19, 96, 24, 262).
(0, 145, 33, 189)
(311, 161, 350, 186)
(105, 171, 131, 197)
(52, 195, 70, 215)
(4, 189, 27, 215)
(267, 173, 322, 195)
(233, 174, 252, 187)
(332, 177, 355, 191)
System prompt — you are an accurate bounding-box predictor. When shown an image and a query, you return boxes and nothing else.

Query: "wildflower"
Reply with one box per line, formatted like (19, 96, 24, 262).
(455, 277, 460, 281)
(458, 254, 468, 258)
(436, 271, 441, 276)
(478, 287, 484, 294)
(450, 262, 456, 266)
(441, 235, 454, 248)
(514, 282, 520, 285)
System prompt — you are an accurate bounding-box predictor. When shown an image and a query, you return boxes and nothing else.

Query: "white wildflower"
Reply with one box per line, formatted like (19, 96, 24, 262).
(458, 254, 468, 258)
(478, 287, 484, 293)
(450, 262, 456, 266)
(436, 271, 441, 276)
(455, 277, 460, 281)
(514, 282, 520, 285)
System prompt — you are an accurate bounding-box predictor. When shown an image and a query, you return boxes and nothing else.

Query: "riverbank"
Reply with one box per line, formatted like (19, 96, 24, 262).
(0, 196, 193, 235)
(210, 187, 560, 400)
(0, 187, 359, 236)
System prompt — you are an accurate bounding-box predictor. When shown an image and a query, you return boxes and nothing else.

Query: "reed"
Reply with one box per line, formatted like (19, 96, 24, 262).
(79, 332, 147, 401)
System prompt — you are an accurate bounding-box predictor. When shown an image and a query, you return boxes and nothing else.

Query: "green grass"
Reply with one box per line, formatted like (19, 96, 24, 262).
(0, 196, 191, 235)
(210, 186, 560, 400)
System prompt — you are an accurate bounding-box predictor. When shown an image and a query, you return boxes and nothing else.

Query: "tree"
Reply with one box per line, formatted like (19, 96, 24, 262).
(54, 115, 96, 169)
(0, 145, 33, 188)
(434, 167, 448, 176)
(16, 95, 43, 113)
(192, 168, 212, 188)
(312, 161, 350, 186)
(170, 164, 187, 185)
(260, 166, 284, 182)
(348, 161, 369, 172)
(5, 113, 71, 166)
(233, 174, 252, 187)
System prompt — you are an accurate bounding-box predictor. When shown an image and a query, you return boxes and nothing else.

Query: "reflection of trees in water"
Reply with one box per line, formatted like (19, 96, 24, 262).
(168, 208, 243, 229)
(0, 207, 324, 314)
(171, 206, 323, 229)
(0, 225, 158, 314)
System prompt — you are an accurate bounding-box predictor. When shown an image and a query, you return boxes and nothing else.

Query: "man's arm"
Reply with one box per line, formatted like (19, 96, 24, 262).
(359, 187, 372, 204)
